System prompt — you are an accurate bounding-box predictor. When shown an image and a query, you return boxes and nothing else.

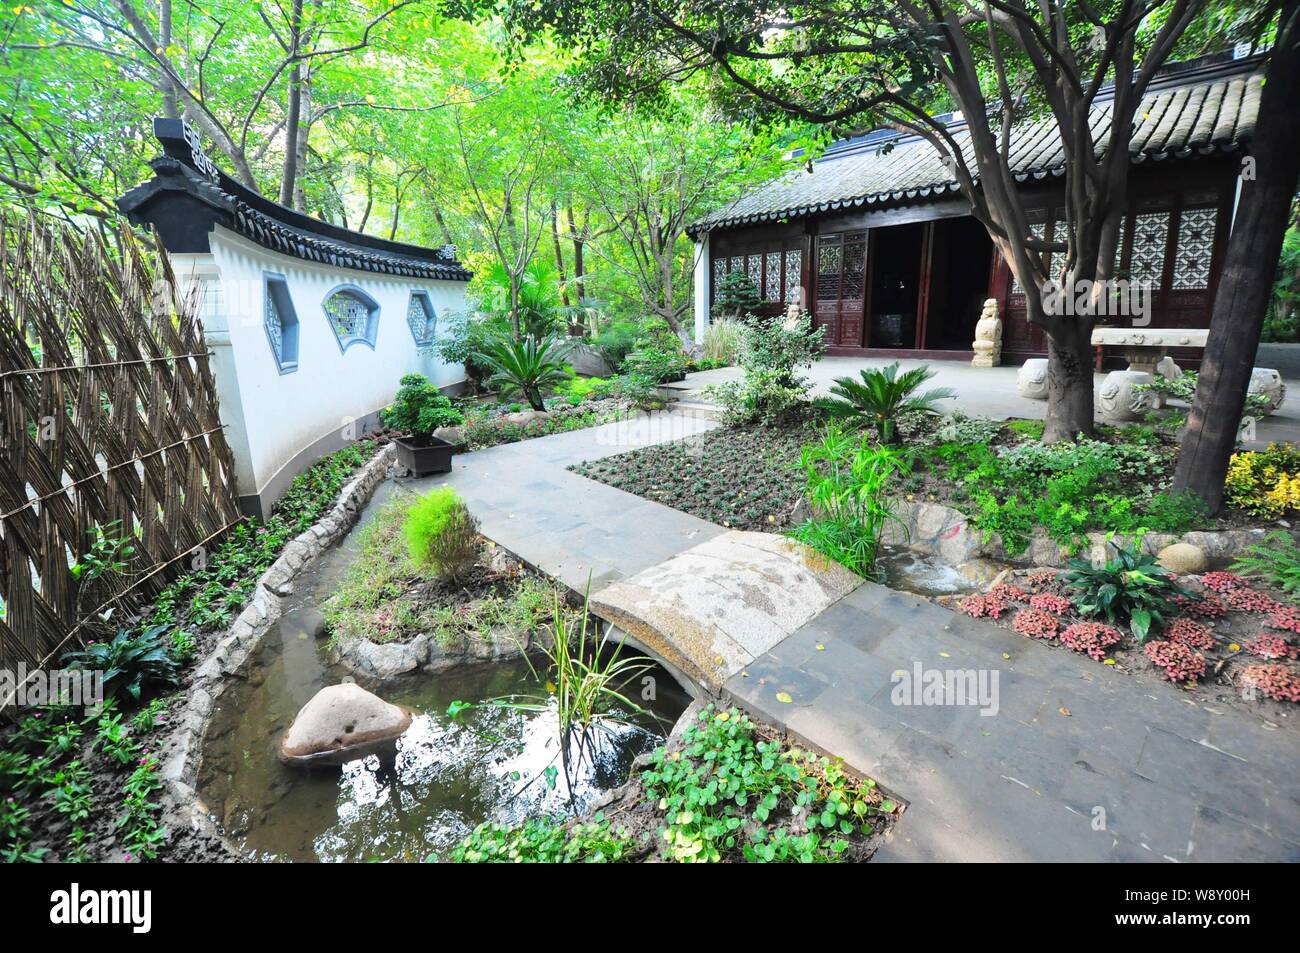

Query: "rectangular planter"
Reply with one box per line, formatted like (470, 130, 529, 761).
(391, 434, 455, 476)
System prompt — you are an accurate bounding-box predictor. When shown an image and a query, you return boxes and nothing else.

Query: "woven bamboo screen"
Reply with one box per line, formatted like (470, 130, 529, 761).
(0, 212, 241, 677)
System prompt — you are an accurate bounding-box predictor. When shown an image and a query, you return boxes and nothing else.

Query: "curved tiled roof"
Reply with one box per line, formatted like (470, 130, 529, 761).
(690, 59, 1262, 236)
(117, 118, 471, 281)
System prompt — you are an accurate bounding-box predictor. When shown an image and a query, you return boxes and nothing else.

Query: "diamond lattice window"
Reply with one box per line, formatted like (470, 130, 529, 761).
(1171, 207, 1216, 290)
(1129, 211, 1170, 287)
(784, 250, 802, 304)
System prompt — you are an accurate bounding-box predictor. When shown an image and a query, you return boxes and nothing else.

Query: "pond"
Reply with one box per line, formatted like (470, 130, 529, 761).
(197, 484, 690, 863)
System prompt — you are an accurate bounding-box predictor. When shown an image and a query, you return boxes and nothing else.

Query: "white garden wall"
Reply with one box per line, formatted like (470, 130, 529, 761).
(172, 226, 468, 518)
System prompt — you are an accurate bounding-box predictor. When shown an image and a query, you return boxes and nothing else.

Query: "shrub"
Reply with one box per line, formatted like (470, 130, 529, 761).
(1232, 531, 1300, 595)
(1144, 640, 1206, 683)
(62, 624, 181, 702)
(1063, 541, 1184, 641)
(589, 320, 642, 369)
(1029, 593, 1072, 614)
(703, 311, 825, 424)
(1060, 622, 1122, 660)
(702, 318, 745, 365)
(1223, 443, 1300, 517)
(622, 344, 688, 383)
(814, 362, 956, 445)
(929, 412, 1003, 446)
(786, 424, 909, 578)
(711, 270, 760, 320)
(403, 487, 480, 582)
(958, 592, 1012, 619)
(1246, 634, 1295, 660)
(381, 373, 464, 436)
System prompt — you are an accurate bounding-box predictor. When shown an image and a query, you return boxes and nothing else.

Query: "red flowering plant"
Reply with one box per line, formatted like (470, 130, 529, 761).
(1024, 569, 1060, 590)
(1222, 586, 1278, 613)
(1174, 591, 1227, 618)
(989, 583, 1028, 602)
(958, 592, 1011, 619)
(1165, 617, 1216, 652)
(1029, 592, 1072, 614)
(1267, 604, 1300, 634)
(1013, 608, 1059, 639)
(1199, 571, 1245, 593)
(1144, 640, 1207, 683)
(1060, 622, 1122, 661)
(1245, 634, 1296, 660)
(1241, 664, 1300, 703)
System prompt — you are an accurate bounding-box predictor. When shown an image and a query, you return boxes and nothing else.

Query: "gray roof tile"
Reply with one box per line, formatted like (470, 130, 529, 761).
(692, 63, 1263, 234)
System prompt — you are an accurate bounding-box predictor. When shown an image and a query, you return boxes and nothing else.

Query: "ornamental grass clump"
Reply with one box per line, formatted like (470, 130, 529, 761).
(1059, 622, 1122, 661)
(403, 486, 481, 583)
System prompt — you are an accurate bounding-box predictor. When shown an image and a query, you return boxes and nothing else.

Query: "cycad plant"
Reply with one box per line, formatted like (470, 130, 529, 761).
(814, 362, 955, 444)
(475, 331, 572, 411)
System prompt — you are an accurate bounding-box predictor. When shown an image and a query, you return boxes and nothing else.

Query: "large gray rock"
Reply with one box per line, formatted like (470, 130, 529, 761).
(432, 425, 466, 446)
(279, 683, 413, 767)
(590, 530, 861, 693)
(503, 409, 551, 426)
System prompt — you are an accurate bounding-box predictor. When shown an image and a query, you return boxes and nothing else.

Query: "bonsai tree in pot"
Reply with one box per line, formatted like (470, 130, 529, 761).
(382, 373, 466, 474)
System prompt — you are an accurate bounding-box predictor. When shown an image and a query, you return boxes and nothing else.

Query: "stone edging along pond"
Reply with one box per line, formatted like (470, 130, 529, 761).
(157, 444, 396, 851)
(884, 497, 1274, 568)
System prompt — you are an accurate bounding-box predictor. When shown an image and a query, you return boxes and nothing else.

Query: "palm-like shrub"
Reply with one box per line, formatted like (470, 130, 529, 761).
(814, 362, 955, 444)
(475, 332, 572, 411)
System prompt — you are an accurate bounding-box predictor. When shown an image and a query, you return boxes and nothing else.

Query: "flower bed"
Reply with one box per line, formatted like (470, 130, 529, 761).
(951, 567, 1300, 709)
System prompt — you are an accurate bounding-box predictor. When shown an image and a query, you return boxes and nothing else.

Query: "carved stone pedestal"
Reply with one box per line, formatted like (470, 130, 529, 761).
(1017, 358, 1049, 400)
(1098, 370, 1155, 421)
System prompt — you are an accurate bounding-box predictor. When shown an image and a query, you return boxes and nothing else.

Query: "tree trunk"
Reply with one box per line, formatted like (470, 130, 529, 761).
(159, 0, 179, 119)
(1042, 319, 1096, 442)
(550, 199, 571, 311)
(278, 0, 306, 208)
(1173, 2, 1300, 512)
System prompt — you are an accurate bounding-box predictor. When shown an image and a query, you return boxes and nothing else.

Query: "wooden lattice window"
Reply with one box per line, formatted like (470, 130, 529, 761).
(1171, 207, 1216, 290)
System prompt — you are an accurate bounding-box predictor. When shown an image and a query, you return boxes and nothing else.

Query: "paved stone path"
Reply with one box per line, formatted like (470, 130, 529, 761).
(725, 581, 1300, 862)
(400, 410, 1299, 862)
(675, 355, 1300, 446)
(406, 410, 723, 592)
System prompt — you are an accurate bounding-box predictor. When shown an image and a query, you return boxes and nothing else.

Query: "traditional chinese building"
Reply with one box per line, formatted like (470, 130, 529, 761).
(689, 53, 1264, 367)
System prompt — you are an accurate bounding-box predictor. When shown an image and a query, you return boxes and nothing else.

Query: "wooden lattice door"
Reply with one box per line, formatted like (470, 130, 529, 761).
(814, 231, 867, 347)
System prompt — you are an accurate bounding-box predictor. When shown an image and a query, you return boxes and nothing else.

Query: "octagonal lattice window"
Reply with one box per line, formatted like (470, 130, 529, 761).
(323, 285, 379, 351)
(406, 290, 437, 347)
(263, 273, 299, 372)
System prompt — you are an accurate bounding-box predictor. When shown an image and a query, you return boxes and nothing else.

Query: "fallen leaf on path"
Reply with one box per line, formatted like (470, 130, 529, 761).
(776, 691, 793, 704)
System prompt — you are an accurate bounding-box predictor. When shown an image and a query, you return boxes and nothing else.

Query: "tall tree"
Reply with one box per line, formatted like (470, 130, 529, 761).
(505, 0, 1213, 441)
(1173, 0, 1300, 511)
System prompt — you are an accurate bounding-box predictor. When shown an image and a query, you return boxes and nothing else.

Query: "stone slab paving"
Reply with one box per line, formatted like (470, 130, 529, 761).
(724, 581, 1300, 862)
(405, 410, 724, 593)
(675, 355, 1300, 446)
(591, 530, 861, 693)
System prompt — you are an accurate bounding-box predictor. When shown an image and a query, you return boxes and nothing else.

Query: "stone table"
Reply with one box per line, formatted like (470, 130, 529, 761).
(1092, 327, 1209, 421)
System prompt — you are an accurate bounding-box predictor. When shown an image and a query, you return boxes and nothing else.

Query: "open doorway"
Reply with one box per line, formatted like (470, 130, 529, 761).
(869, 222, 925, 347)
(923, 217, 994, 351)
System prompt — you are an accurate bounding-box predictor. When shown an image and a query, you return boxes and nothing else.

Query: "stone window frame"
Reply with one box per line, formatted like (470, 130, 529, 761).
(322, 283, 380, 353)
(263, 272, 300, 373)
